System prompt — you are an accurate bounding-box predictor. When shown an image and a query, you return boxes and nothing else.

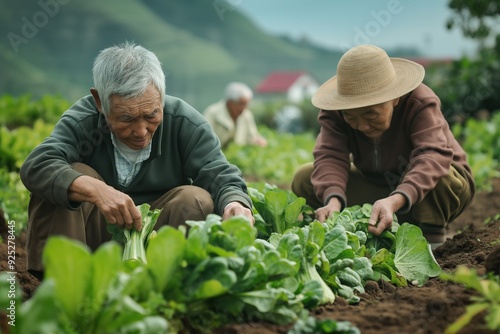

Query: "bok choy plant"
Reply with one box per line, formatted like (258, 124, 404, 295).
(249, 185, 442, 305)
(107, 203, 162, 263)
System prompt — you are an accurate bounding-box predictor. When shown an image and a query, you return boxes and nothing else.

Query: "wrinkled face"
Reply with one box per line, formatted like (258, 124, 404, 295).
(106, 84, 163, 150)
(226, 97, 250, 120)
(341, 98, 399, 138)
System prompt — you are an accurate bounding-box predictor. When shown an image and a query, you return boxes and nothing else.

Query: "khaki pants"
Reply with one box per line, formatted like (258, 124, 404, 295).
(26, 163, 214, 274)
(291, 162, 474, 238)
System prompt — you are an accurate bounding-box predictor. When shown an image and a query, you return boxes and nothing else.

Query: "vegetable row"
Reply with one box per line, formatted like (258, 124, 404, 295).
(0, 186, 442, 333)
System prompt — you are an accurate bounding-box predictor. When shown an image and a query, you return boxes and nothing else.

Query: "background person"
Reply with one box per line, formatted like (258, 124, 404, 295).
(20, 42, 254, 280)
(203, 82, 267, 148)
(292, 44, 475, 249)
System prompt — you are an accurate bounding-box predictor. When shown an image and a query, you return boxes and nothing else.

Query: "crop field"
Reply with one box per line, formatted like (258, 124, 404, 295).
(0, 95, 499, 334)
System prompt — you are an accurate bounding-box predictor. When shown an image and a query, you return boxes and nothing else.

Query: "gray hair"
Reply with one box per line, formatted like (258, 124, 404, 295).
(224, 82, 253, 101)
(92, 42, 166, 116)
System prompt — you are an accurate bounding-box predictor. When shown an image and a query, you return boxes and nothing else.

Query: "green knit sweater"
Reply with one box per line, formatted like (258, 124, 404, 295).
(20, 94, 252, 214)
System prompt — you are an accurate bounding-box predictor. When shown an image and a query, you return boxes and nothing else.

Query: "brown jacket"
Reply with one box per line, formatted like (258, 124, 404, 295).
(312, 84, 475, 212)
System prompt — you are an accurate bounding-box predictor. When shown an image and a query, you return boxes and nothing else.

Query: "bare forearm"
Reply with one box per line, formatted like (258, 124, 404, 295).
(387, 193, 407, 213)
(68, 175, 142, 230)
(68, 175, 102, 204)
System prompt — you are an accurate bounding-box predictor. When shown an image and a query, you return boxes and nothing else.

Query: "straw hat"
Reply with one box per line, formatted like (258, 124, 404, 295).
(312, 44, 425, 110)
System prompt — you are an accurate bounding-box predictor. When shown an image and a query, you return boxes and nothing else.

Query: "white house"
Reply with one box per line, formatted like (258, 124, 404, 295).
(255, 71, 319, 103)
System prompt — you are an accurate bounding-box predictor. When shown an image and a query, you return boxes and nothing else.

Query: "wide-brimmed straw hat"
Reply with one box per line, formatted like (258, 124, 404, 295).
(312, 44, 425, 110)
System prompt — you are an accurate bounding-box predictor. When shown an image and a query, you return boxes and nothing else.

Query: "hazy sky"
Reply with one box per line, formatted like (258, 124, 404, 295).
(233, 0, 478, 58)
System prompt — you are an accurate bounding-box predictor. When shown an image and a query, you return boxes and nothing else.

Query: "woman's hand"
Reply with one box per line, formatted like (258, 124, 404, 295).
(315, 197, 342, 223)
(368, 193, 406, 235)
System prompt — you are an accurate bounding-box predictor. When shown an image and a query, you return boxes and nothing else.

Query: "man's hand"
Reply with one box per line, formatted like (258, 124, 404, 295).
(368, 193, 406, 235)
(68, 175, 142, 231)
(315, 197, 342, 223)
(222, 201, 255, 226)
(253, 136, 268, 147)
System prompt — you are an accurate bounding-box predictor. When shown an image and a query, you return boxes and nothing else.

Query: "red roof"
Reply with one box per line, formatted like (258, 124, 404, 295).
(256, 71, 306, 93)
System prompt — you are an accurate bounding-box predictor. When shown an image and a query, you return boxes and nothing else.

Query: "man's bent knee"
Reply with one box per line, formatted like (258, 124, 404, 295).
(152, 186, 214, 228)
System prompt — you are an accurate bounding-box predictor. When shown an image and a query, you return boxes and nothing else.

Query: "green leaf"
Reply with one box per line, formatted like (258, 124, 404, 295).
(284, 196, 306, 229)
(485, 304, 500, 330)
(219, 216, 256, 250)
(108, 203, 162, 262)
(371, 249, 407, 286)
(275, 233, 302, 269)
(393, 223, 442, 286)
(116, 316, 169, 334)
(263, 250, 298, 279)
(146, 226, 186, 292)
(322, 225, 350, 262)
(95, 295, 150, 332)
(235, 289, 290, 313)
(444, 302, 490, 334)
(306, 221, 325, 250)
(264, 188, 289, 233)
(352, 257, 375, 282)
(184, 257, 237, 300)
(42, 237, 92, 320)
(16, 280, 71, 334)
(440, 265, 488, 294)
(90, 241, 123, 311)
(193, 279, 231, 300)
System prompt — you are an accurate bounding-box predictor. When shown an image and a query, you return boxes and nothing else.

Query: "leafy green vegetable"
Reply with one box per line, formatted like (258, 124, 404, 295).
(370, 248, 407, 286)
(440, 265, 500, 334)
(248, 184, 311, 237)
(224, 128, 316, 186)
(324, 205, 441, 287)
(146, 226, 186, 293)
(297, 222, 336, 305)
(324, 204, 399, 255)
(107, 203, 162, 263)
(5, 236, 169, 334)
(181, 214, 308, 329)
(2, 186, 445, 333)
(288, 314, 361, 334)
(267, 223, 335, 306)
(394, 223, 442, 286)
(43, 237, 93, 321)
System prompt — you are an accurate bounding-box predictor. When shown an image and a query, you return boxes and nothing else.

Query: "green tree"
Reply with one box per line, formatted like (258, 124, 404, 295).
(434, 0, 500, 121)
(446, 0, 500, 42)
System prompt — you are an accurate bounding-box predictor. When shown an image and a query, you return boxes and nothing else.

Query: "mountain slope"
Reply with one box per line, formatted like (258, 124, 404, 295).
(0, 0, 345, 110)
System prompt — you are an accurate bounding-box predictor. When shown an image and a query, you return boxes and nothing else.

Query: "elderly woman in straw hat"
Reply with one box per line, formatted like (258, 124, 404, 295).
(292, 44, 475, 249)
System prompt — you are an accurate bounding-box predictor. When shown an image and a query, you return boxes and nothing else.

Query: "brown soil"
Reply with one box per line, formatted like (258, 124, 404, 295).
(216, 178, 500, 334)
(1, 178, 500, 334)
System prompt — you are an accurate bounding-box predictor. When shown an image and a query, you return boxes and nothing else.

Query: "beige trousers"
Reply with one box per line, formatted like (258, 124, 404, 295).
(26, 163, 214, 274)
(291, 162, 474, 237)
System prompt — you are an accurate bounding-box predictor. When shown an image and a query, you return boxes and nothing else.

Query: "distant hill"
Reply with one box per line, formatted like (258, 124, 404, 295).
(0, 0, 420, 111)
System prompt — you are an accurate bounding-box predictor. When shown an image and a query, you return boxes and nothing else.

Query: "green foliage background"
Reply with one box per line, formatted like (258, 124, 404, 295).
(1, 94, 499, 235)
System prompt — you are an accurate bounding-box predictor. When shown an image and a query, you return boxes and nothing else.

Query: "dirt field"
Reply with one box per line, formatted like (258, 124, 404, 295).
(1, 178, 500, 334)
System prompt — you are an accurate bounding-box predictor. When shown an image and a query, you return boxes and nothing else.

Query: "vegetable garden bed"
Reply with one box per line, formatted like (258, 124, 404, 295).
(217, 177, 500, 334)
(0, 178, 499, 334)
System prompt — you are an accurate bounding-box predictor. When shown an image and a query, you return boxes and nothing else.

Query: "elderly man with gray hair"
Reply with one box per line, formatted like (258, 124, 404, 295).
(20, 42, 254, 280)
(203, 82, 267, 148)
